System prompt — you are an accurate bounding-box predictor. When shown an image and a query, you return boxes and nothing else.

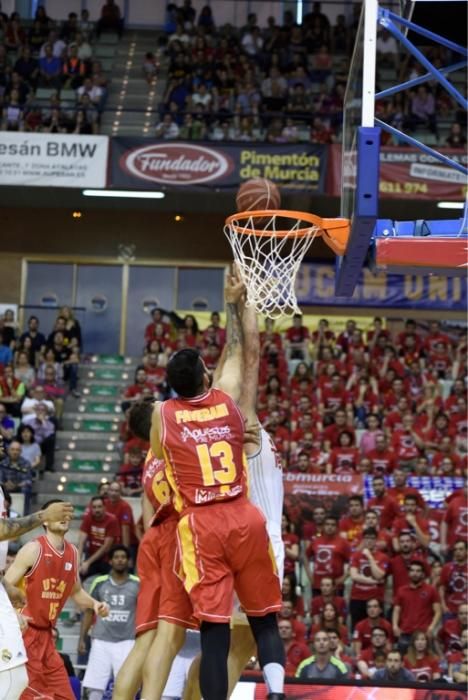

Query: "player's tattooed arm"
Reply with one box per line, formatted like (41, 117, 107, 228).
(0, 512, 43, 541)
(225, 301, 243, 357)
(214, 267, 245, 401)
(0, 501, 73, 541)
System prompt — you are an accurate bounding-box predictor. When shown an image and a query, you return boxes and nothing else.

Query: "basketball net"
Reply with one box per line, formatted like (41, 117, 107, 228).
(224, 212, 320, 318)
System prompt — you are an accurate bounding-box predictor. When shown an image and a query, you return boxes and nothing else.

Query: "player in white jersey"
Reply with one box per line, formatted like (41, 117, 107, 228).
(246, 426, 284, 581)
(0, 483, 74, 700)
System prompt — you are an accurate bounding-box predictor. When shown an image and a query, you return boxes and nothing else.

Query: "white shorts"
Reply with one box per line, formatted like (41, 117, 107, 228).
(0, 584, 28, 673)
(162, 630, 200, 699)
(83, 638, 134, 691)
(0, 665, 28, 700)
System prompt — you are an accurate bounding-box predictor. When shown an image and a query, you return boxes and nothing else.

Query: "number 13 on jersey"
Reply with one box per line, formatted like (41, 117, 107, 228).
(196, 440, 237, 486)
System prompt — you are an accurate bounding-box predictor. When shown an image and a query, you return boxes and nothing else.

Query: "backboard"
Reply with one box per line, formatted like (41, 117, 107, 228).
(336, 0, 468, 296)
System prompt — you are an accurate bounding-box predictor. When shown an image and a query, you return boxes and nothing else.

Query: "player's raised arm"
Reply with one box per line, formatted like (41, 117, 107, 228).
(213, 267, 245, 402)
(238, 302, 260, 426)
(0, 501, 74, 541)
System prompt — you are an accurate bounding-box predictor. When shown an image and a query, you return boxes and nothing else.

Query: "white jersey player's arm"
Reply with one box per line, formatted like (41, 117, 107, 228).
(0, 501, 74, 541)
(238, 303, 260, 426)
(213, 268, 245, 403)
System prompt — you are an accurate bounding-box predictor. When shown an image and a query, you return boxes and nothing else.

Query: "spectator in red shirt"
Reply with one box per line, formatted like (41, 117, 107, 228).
(206, 311, 226, 348)
(310, 577, 347, 625)
(349, 527, 390, 628)
(390, 532, 429, 592)
(441, 483, 468, 556)
(367, 475, 400, 530)
(356, 627, 389, 679)
(305, 515, 350, 594)
(123, 368, 154, 406)
(403, 631, 442, 681)
(352, 598, 393, 656)
(278, 600, 307, 642)
(284, 314, 309, 360)
(323, 408, 355, 450)
(439, 540, 468, 616)
(264, 410, 290, 455)
(105, 481, 136, 550)
(282, 573, 305, 620)
(282, 513, 300, 578)
(367, 434, 397, 475)
(329, 431, 359, 473)
(432, 435, 463, 473)
(391, 413, 425, 467)
(444, 378, 466, 415)
(393, 560, 442, 654)
(319, 374, 347, 417)
(388, 468, 427, 513)
(311, 318, 335, 348)
(423, 320, 452, 355)
(383, 396, 411, 435)
(392, 494, 430, 553)
(310, 602, 349, 646)
(336, 319, 357, 354)
(117, 446, 144, 496)
(356, 510, 392, 553)
(302, 504, 327, 541)
(143, 352, 167, 392)
(144, 308, 171, 347)
(278, 618, 311, 676)
(367, 317, 391, 346)
(339, 495, 365, 549)
(78, 495, 119, 579)
(438, 602, 468, 653)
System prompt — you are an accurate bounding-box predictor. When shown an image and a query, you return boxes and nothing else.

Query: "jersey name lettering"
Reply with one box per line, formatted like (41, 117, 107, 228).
(175, 403, 228, 424)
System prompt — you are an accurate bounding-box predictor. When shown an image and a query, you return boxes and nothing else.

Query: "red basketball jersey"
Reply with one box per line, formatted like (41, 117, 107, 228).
(22, 535, 78, 627)
(161, 387, 246, 510)
(142, 449, 176, 524)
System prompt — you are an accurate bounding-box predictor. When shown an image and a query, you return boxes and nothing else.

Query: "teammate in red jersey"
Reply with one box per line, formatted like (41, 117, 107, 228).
(5, 499, 109, 700)
(130, 272, 284, 700)
(113, 449, 196, 700)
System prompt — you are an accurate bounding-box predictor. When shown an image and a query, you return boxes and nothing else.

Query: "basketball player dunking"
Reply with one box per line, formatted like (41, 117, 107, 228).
(0, 482, 74, 700)
(183, 297, 284, 700)
(5, 499, 109, 700)
(128, 270, 285, 700)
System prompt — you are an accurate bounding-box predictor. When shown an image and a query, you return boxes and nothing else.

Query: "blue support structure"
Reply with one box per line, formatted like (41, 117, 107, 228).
(335, 127, 381, 296)
(334, 4, 468, 297)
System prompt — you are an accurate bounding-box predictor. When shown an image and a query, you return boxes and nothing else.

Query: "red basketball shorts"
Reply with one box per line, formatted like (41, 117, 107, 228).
(177, 497, 281, 623)
(135, 516, 197, 635)
(21, 626, 74, 700)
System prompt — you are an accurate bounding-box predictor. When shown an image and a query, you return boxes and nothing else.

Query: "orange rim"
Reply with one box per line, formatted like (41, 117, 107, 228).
(225, 209, 350, 256)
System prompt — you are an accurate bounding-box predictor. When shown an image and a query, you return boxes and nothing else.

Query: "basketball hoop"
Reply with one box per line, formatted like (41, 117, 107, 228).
(224, 210, 350, 318)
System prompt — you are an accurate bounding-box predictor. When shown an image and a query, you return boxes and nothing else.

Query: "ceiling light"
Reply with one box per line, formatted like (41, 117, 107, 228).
(83, 189, 165, 199)
(437, 202, 465, 210)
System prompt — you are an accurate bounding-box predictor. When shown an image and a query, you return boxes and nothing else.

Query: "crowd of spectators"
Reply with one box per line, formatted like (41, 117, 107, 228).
(153, 1, 466, 147)
(0, 2, 119, 134)
(0, 308, 81, 510)
(1, 300, 466, 684)
(107, 306, 467, 682)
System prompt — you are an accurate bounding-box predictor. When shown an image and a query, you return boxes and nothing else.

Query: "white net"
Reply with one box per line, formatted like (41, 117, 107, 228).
(224, 213, 320, 319)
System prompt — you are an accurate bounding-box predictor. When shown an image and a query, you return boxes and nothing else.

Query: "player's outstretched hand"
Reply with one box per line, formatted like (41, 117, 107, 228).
(4, 579, 26, 608)
(41, 501, 74, 523)
(94, 601, 110, 618)
(225, 264, 245, 304)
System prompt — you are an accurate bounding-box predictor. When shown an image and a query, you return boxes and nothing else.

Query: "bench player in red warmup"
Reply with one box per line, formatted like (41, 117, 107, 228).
(5, 499, 109, 700)
(131, 271, 285, 700)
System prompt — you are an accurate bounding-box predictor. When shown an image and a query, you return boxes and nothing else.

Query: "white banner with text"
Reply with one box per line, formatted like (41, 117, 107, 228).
(0, 133, 109, 188)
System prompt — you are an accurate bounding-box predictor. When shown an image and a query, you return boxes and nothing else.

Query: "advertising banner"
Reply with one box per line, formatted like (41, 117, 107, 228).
(233, 681, 465, 699)
(295, 263, 467, 310)
(329, 143, 468, 200)
(365, 475, 464, 510)
(0, 132, 109, 188)
(283, 473, 364, 527)
(111, 139, 328, 192)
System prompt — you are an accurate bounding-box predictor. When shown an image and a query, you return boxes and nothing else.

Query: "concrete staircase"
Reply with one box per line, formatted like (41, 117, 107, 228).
(100, 29, 168, 136)
(35, 354, 139, 665)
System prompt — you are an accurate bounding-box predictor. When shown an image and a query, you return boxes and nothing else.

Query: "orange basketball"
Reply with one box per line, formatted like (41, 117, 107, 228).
(236, 178, 281, 212)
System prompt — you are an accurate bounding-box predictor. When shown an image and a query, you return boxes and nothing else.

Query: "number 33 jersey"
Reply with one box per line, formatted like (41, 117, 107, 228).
(22, 535, 79, 627)
(161, 387, 247, 511)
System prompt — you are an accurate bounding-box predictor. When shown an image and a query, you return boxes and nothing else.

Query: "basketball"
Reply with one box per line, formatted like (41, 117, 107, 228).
(236, 178, 281, 212)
